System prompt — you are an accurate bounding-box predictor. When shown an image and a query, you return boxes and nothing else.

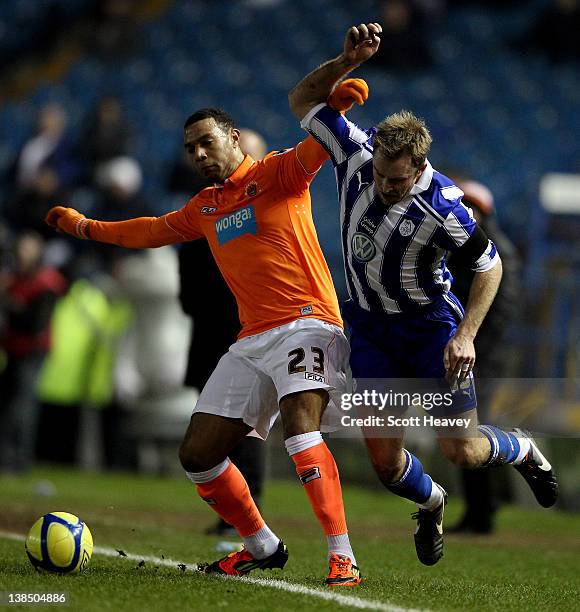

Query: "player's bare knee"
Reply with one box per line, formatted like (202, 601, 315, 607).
(177, 439, 197, 472)
(280, 389, 328, 438)
(178, 437, 216, 472)
(440, 438, 479, 469)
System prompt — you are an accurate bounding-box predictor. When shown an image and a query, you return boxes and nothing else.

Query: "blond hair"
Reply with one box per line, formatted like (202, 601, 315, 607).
(374, 110, 432, 168)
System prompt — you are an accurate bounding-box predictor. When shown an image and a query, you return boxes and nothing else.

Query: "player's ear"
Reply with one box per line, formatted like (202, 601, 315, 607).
(231, 128, 241, 147)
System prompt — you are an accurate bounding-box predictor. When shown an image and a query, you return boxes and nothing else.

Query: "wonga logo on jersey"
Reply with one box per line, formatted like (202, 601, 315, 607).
(215, 205, 257, 246)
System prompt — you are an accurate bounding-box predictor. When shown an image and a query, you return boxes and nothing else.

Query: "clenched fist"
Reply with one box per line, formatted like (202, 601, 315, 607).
(328, 78, 369, 113)
(45, 206, 91, 239)
(343, 23, 382, 67)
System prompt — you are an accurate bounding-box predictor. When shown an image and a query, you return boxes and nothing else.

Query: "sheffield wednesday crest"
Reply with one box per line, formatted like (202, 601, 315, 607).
(399, 219, 415, 237)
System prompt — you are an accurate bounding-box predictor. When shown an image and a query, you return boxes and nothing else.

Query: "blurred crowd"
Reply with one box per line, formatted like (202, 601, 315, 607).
(368, 0, 580, 72)
(0, 92, 194, 474)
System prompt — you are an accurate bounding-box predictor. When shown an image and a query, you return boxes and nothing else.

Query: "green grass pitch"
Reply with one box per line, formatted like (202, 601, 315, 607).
(0, 467, 578, 611)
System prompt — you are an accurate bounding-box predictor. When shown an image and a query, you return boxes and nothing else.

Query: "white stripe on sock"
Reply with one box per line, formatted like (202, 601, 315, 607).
(285, 431, 323, 456)
(185, 458, 231, 484)
(418, 480, 444, 510)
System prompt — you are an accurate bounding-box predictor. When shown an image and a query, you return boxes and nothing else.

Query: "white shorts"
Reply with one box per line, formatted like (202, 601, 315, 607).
(193, 318, 350, 439)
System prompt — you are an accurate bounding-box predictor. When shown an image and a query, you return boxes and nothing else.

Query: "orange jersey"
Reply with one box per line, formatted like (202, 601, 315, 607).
(89, 140, 341, 338)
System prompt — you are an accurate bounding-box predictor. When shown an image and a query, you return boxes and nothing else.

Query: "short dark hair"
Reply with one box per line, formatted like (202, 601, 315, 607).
(184, 108, 236, 133)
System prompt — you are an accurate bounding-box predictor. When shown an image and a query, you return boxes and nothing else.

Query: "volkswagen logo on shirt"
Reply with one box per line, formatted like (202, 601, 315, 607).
(352, 232, 376, 262)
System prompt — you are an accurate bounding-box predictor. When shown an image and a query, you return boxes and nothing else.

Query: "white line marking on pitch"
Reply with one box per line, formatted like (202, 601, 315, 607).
(1, 531, 427, 612)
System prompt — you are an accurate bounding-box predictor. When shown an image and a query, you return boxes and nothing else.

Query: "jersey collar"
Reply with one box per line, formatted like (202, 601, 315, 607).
(410, 159, 433, 196)
(225, 155, 256, 187)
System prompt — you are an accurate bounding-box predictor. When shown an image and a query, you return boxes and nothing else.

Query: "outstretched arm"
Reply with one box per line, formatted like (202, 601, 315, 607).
(296, 78, 371, 173)
(45, 206, 199, 248)
(289, 22, 381, 120)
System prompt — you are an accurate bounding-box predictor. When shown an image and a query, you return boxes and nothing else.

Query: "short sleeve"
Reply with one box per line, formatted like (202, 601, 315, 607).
(300, 103, 371, 167)
(261, 144, 320, 194)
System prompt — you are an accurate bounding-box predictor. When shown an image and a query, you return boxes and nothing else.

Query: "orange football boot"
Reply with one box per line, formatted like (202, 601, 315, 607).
(201, 540, 288, 576)
(325, 553, 362, 587)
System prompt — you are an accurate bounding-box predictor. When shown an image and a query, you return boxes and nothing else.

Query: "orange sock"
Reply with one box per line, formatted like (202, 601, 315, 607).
(291, 441, 348, 536)
(195, 462, 265, 537)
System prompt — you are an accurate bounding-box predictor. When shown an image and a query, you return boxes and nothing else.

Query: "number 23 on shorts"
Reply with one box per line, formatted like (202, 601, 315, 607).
(287, 346, 325, 375)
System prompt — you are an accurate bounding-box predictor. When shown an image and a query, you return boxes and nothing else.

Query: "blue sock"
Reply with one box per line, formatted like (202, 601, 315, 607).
(478, 425, 520, 466)
(387, 450, 433, 504)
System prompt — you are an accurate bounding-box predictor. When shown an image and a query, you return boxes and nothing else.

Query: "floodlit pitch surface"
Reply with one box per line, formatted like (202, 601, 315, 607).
(0, 467, 578, 611)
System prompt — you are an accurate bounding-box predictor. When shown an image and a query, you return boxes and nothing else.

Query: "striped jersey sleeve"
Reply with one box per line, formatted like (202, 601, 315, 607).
(434, 200, 499, 272)
(472, 240, 499, 272)
(300, 103, 371, 167)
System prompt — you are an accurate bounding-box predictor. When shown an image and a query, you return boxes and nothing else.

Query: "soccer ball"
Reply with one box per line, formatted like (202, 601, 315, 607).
(25, 512, 93, 573)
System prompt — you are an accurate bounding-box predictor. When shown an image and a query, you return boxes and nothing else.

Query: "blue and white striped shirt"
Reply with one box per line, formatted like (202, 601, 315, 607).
(301, 104, 499, 315)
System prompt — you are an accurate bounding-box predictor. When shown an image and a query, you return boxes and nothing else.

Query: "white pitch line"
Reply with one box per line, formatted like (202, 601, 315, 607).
(1, 531, 427, 612)
(236, 576, 425, 612)
(1, 532, 26, 544)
